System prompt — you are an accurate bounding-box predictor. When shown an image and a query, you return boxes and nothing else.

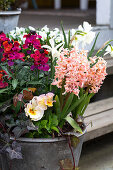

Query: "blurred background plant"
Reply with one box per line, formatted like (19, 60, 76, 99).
(0, 0, 28, 11)
(0, 0, 15, 11)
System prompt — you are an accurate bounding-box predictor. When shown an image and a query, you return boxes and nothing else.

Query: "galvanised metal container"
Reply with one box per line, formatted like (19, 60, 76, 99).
(0, 131, 86, 170)
(0, 8, 21, 34)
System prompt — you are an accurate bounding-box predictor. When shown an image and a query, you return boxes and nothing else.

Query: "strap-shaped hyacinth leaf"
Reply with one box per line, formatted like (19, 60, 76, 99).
(76, 93, 94, 117)
(65, 115, 82, 133)
(54, 95, 61, 120)
(61, 94, 85, 120)
(61, 93, 74, 119)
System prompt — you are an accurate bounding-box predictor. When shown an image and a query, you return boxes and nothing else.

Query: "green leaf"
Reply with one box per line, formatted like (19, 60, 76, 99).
(51, 114, 58, 126)
(51, 126, 59, 133)
(65, 116, 82, 133)
(12, 79, 18, 90)
(54, 95, 61, 118)
(0, 88, 9, 94)
(1, 65, 13, 78)
(96, 39, 113, 57)
(20, 80, 26, 86)
(96, 45, 108, 57)
(61, 93, 74, 119)
(13, 101, 22, 114)
(20, 88, 30, 94)
(88, 32, 100, 59)
(61, 21, 68, 48)
(27, 81, 41, 85)
(65, 95, 85, 118)
(75, 94, 88, 117)
(79, 93, 94, 116)
(40, 120, 48, 128)
(12, 126, 27, 138)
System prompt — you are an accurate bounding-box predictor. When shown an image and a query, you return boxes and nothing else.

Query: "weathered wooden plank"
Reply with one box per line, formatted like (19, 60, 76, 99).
(106, 57, 113, 68)
(84, 109, 113, 141)
(84, 97, 113, 117)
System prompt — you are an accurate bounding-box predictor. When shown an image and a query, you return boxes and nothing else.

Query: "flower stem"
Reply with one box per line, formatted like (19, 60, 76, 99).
(67, 136, 76, 169)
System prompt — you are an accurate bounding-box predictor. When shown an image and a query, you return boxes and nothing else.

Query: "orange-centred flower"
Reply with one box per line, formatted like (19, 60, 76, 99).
(24, 93, 55, 121)
(25, 102, 44, 121)
(45, 93, 55, 107)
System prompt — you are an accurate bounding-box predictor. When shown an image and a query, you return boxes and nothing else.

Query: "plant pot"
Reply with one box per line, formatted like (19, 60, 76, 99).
(0, 131, 86, 170)
(0, 8, 21, 34)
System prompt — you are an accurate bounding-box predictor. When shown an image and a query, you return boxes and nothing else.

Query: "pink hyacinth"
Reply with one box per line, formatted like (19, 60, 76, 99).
(85, 56, 107, 93)
(52, 48, 107, 96)
(52, 48, 90, 96)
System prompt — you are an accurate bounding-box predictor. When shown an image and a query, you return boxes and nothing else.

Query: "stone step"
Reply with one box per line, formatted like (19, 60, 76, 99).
(84, 97, 113, 141)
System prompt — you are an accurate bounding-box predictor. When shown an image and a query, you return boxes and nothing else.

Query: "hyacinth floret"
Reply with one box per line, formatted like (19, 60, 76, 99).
(52, 48, 107, 96)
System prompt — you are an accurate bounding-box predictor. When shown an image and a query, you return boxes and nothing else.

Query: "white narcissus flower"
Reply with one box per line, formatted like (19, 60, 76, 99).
(78, 21, 92, 33)
(104, 45, 113, 57)
(41, 25, 49, 33)
(19, 33, 26, 44)
(20, 27, 25, 32)
(55, 35, 64, 43)
(37, 31, 47, 41)
(15, 27, 21, 35)
(83, 31, 95, 45)
(71, 29, 76, 37)
(77, 21, 95, 47)
(29, 26, 36, 31)
(42, 39, 64, 60)
(54, 28, 60, 32)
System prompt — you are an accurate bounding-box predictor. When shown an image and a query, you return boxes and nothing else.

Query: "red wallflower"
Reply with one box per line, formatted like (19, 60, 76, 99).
(0, 70, 8, 89)
(3, 41, 13, 52)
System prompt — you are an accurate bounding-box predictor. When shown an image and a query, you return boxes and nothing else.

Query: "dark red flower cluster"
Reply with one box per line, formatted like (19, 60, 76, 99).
(0, 32, 9, 53)
(0, 31, 49, 71)
(0, 70, 8, 88)
(23, 33, 41, 49)
(1, 40, 25, 66)
(23, 32, 49, 71)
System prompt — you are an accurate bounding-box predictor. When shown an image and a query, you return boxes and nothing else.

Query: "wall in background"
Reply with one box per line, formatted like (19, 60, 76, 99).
(28, 0, 96, 9)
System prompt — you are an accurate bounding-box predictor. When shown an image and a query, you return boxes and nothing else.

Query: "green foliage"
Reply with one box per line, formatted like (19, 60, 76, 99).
(33, 114, 59, 137)
(65, 115, 82, 133)
(0, 88, 9, 94)
(0, 0, 15, 11)
(61, 93, 74, 119)
(96, 39, 113, 57)
(54, 95, 61, 120)
(64, 94, 86, 118)
(88, 32, 100, 59)
(12, 79, 18, 90)
(74, 93, 94, 117)
(61, 22, 68, 48)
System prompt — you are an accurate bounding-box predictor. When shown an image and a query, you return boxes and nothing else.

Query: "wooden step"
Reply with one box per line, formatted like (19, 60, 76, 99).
(84, 97, 113, 141)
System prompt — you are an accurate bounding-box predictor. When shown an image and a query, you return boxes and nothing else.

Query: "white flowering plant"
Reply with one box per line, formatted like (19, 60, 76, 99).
(0, 22, 113, 160)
